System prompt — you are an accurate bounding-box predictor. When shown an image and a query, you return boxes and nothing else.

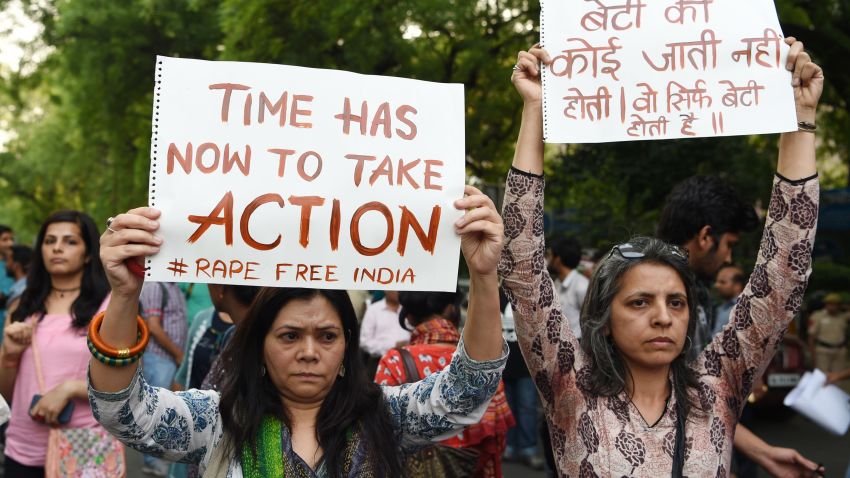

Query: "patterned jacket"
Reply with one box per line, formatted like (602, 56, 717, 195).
(499, 167, 818, 477)
(88, 338, 507, 478)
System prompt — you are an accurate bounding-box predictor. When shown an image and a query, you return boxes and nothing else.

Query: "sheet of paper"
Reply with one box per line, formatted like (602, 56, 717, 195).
(146, 56, 465, 291)
(783, 369, 850, 436)
(540, 0, 798, 143)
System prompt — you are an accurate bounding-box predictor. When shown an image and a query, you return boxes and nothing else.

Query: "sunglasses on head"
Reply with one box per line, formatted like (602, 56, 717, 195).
(608, 242, 689, 262)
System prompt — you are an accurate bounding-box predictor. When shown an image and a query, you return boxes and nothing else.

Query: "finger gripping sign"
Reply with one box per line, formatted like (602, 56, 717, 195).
(540, 0, 797, 143)
(148, 57, 465, 291)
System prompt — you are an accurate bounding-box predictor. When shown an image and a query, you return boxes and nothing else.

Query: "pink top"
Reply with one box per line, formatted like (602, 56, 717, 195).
(6, 300, 108, 466)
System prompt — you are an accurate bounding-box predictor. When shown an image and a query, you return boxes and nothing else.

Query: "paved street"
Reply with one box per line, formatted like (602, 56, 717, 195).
(126, 412, 850, 478)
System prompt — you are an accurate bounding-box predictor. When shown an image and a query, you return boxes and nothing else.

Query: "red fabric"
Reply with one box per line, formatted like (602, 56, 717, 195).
(375, 318, 515, 478)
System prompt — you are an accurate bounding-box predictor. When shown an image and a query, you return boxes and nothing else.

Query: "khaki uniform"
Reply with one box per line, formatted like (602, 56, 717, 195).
(809, 309, 850, 372)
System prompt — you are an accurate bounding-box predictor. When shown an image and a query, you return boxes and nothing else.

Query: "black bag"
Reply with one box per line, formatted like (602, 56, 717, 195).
(395, 347, 479, 478)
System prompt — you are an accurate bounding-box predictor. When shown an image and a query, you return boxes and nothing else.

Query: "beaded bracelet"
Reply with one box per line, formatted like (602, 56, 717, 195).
(88, 311, 150, 358)
(87, 339, 142, 367)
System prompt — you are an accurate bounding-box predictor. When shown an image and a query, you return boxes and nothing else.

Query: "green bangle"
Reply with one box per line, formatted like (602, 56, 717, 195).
(87, 339, 142, 367)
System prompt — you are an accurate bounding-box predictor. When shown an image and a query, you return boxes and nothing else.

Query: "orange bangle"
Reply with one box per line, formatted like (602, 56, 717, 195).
(88, 311, 150, 358)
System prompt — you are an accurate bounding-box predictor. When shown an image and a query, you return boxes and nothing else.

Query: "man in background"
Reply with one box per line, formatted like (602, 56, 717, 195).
(360, 290, 407, 378)
(4, 245, 32, 311)
(712, 263, 747, 338)
(547, 236, 588, 339)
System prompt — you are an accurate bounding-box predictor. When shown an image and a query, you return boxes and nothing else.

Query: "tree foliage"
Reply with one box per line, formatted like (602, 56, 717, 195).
(0, 0, 847, 250)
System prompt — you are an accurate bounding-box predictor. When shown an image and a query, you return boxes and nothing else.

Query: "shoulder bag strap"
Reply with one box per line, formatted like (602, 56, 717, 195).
(29, 316, 47, 395)
(672, 405, 686, 477)
(394, 347, 420, 384)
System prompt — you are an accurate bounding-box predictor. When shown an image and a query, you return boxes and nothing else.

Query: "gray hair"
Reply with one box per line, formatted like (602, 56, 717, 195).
(579, 236, 702, 419)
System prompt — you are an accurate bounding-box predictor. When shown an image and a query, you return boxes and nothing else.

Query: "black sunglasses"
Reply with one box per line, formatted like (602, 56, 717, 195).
(608, 242, 689, 262)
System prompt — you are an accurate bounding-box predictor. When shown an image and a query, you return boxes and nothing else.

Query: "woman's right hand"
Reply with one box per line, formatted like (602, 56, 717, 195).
(511, 45, 552, 105)
(1, 322, 34, 359)
(100, 207, 162, 299)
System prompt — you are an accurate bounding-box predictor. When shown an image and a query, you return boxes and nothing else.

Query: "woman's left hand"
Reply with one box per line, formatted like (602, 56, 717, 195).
(454, 185, 503, 277)
(29, 381, 74, 426)
(784, 37, 824, 121)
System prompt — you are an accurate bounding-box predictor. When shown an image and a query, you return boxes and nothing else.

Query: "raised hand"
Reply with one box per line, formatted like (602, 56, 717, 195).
(99, 207, 162, 299)
(511, 45, 552, 105)
(784, 37, 824, 121)
(453, 185, 503, 277)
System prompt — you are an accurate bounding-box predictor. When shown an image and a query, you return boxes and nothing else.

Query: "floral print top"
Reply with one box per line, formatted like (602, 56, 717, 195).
(498, 167, 818, 477)
(88, 338, 507, 478)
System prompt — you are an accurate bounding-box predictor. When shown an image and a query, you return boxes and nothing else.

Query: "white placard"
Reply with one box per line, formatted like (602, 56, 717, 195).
(146, 57, 465, 291)
(783, 369, 850, 436)
(541, 0, 798, 143)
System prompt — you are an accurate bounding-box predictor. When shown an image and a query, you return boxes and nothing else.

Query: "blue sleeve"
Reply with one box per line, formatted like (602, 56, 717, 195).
(381, 337, 508, 451)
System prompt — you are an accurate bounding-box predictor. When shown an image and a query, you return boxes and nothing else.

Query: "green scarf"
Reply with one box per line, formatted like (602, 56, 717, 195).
(242, 415, 285, 478)
(241, 416, 363, 478)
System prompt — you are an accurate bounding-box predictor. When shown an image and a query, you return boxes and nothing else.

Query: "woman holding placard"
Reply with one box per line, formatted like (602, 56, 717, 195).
(500, 39, 824, 476)
(88, 184, 507, 477)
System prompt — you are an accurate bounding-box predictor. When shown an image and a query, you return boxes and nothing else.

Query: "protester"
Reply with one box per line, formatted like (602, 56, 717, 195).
(499, 291, 544, 471)
(139, 281, 188, 476)
(375, 290, 515, 478)
(547, 236, 588, 339)
(0, 211, 111, 476)
(808, 293, 850, 373)
(712, 264, 747, 338)
(89, 183, 507, 477)
(359, 290, 409, 377)
(5, 244, 33, 310)
(500, 40, 824, 476)
(0, 224, 16, 333)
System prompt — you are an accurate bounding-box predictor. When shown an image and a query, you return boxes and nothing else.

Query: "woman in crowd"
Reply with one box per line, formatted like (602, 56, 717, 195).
(500, 39, 824, 476)
(0, 210, 111, 477)
(89, 184, 507, 477)
(375, 290, 515, 477)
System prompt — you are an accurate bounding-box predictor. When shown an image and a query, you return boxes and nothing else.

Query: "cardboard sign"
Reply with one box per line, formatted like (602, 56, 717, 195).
(146, 57, 465, 291)
(541, 0, 798, 143)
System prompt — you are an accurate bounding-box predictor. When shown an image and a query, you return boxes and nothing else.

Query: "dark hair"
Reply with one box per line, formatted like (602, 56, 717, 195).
(718, 264, 747, 286)
(657, 176, 759, 247)
(0, 224, 12, 235)
(224, 284, 260, 307)
(397, 290, 462, 330)
(12, 211, 109, 328)
(9, 245, 33, 272)
(580, 236, 703, 423)
(549, 236, 582, 269)
(218, 288, 402, 477)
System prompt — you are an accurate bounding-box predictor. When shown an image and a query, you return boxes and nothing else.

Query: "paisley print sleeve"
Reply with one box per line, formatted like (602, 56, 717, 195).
(88, 365, 223, 466)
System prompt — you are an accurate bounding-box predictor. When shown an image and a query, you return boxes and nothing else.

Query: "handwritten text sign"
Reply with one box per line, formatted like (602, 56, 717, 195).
(541, 0, 797, 143)
(147, 57, 465, 291)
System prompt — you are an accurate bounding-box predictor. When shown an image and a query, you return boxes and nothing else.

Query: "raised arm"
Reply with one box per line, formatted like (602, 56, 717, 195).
(499, 47, 583, 414)
(699, 38, 822, 396)
(89, 207, 162, 392)
(511, 46, 550, 175)
(383, 184, 508, 449)
(453, 184, 504, 361)
(777, 37, 821, 181)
